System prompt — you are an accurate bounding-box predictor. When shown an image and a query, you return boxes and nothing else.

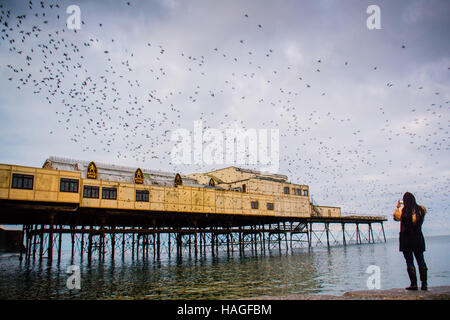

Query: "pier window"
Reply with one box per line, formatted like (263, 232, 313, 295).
(251, 201, 259, 209)
(102, 187, 117, 200)
(60, 178, 79, 193)
(83, 185, 99, 198)
(296, 188, 301, 196)
(136, 190, 149, 202)
(267, 202, 274, 210)
(303, 189, 308, 196)
(283, 187, 289, 194)
(11, 173, 34, 190)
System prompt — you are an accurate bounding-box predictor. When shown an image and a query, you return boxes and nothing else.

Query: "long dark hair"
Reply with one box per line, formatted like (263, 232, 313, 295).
(401, 192, 424, 228)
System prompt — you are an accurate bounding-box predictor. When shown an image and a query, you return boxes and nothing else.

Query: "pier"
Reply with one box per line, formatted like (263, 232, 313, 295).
(0, 158, 387, 264)
(0, 199, 386, 263)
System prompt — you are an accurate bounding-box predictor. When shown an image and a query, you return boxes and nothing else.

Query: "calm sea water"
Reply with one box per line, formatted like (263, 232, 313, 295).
(1, 235, 449, 299)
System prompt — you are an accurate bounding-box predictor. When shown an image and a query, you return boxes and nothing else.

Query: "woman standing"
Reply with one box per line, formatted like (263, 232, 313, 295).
(393, 192, 428, 290)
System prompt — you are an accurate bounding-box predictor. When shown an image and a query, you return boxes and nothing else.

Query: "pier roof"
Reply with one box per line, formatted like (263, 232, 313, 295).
(203, 166, 289, 184)
(43, 156, 204, 187)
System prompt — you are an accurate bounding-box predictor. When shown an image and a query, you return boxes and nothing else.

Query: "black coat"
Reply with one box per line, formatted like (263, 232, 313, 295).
(399, 205, 426, 252)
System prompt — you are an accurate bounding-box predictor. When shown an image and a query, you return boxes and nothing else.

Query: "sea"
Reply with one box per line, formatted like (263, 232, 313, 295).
(1, 235, 449, 299)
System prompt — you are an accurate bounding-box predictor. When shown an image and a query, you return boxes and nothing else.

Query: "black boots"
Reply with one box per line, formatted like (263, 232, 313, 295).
(406, 266, 418, 291)
(406, 266, 428, 291)
(419, 267, 428, 291)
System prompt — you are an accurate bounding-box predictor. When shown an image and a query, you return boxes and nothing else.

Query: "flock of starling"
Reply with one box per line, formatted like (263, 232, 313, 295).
(0, 1, 448, 218)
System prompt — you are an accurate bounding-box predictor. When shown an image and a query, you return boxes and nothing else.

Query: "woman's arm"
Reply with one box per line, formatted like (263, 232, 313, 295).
(420, 205, 427, 216)
(393, 201, 403, 221)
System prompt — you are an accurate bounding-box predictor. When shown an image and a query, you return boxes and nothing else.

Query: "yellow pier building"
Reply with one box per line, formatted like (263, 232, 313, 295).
(0, 156, 341, 219)
(0, 157, 386, 261)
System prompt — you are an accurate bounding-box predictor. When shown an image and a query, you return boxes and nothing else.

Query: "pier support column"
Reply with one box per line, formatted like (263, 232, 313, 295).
(26, 224, 33, 262)
(32, 224, 37, 260)
(122, 227, 126, 260)
(356, 223, 361, 244)
(88, 225, 93, 261)
(19, 224, 26, 261)
(48, 214, 55, 263)
(168, 230, 171, 258)
(283, 222, 288, 250)
(176, 231, 182, 257)
(199, 228, 202, 254)
(226, 228, 230, 255)
(381, 222, 386, 243)
(277, 223, 281, 250)
(131, 231, 135, 260)
(157, 227, 161, 260)
(100, 218, 106, 261)
(57, 225, 62, 263)
(70, 225, 75, 261)
(289, 222, 293, 249)
(39, 224, 44, 262)
(194, 221, 198, 257)
(111, 225, 116, 261)
(211, 228, 215, 257)
(152, 228, 156, 259)
(136, 228, 140, 259)
(342, 223, 346, 246)
(25, 224, 31, 262)
(238, 227, 242, 253)
(261, 225, 266, 253)
(80, 225, 85, 260)
(308, 223, 313, 249)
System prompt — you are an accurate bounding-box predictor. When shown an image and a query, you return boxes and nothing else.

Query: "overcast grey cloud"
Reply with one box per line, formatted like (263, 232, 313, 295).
(0, 0, 449, 237)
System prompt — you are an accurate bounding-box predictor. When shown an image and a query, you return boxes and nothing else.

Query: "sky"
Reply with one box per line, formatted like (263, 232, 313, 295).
(0, 0, 449, 237)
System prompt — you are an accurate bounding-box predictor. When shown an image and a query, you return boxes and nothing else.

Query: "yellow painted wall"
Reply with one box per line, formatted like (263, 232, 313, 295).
(0, 164, 81, 203)
(0, 163, 315, 219)
(314, 206, 341, 217)
(0, 164, 11, 199)
(228, 178, 309, 198)
(150, 187, 164, 211)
